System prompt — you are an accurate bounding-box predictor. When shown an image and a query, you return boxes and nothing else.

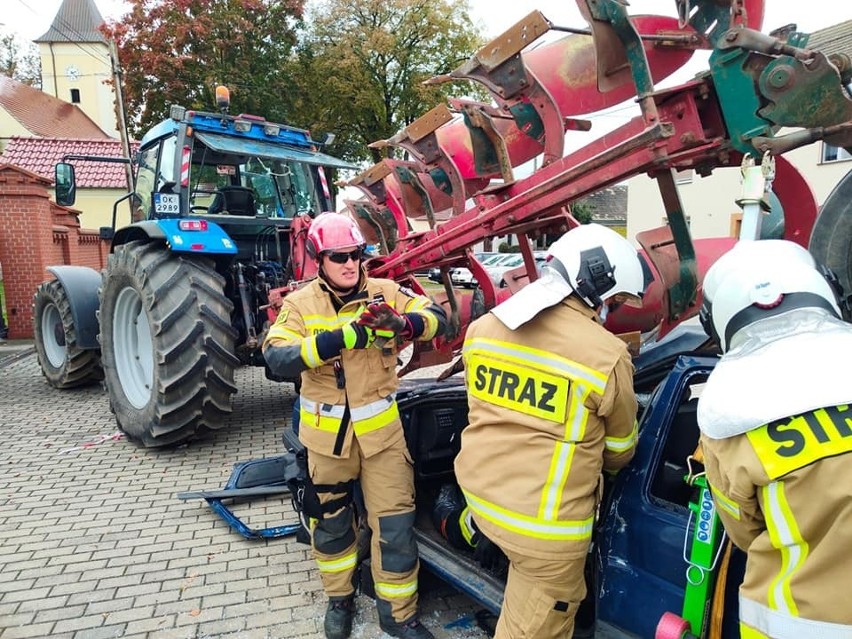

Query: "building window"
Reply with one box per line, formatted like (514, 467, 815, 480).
(70, 89, 81, 104)
(822, 143, 851, 163)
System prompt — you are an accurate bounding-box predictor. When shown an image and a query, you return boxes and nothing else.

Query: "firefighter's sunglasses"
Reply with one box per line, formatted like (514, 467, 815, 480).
(326, 248, 363, 264)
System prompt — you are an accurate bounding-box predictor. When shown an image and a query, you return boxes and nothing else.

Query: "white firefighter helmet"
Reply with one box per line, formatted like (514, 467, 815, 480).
(491, 224, 647, 330)
(547, 223, 647, 308)
(704, 240, 842, 352)
(699, 239, 816, 342)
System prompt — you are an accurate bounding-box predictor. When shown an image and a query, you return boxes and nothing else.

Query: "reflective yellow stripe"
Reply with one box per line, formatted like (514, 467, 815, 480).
(300, 398, 345, 434)
(463, 337, 607, 395)
(375, 579, 418, 599)
(349, 396, 393, 420)
(300, 398, 346, 417)
(419, 311, 439, 339)
(266, 325, 302, 341)
(605, 420, 638, 453)
(460, 508, 476, 546)
(352, 401, 399, 437)
(462, 488, 594, 541)
(567, 385, 591, 441)
(302, 307, 365, 334)
(317, 551, 358, 574)
(710, 485, 741, 521)
(539, 441, 575, 520)
(404, 295, 437, 335)
(747, 407, 852, 480)
(301, 335, 322, 368)
(739, 623, 770, 639)
(738, 598, 852, 639)
(300, 406, 344, 433)
(404, 297, 429, 312)
(762, 481, 807, 616)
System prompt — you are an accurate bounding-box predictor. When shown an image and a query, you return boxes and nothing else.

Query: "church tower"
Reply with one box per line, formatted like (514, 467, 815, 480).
(34, 0, 118, 137)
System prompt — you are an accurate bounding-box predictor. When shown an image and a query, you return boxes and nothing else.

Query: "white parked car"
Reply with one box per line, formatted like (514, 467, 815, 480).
(450, 267, 477, 288)
(485, 254, 525, 286)
(488, 251, 551, 287)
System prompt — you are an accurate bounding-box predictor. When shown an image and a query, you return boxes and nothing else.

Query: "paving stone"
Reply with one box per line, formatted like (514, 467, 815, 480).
(0, 355, 488, 639)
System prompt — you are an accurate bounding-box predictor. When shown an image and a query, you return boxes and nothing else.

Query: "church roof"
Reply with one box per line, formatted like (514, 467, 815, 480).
(0, 137, 136, 189)
(34, 0, 108, 44)
(0, 76, 111, 139)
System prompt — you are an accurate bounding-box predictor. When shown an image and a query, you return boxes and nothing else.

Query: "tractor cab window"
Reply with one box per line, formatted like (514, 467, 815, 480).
(189, 164, 237, 213)
(244, 157, 323, 219)
(134, 135, 178, 221)
(187, 153, 326, 219)
(134, 146, 159, 220)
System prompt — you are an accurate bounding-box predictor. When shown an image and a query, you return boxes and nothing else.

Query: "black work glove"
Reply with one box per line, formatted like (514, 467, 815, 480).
(473, 532, 507, 573)
(314, 322, 376, 361)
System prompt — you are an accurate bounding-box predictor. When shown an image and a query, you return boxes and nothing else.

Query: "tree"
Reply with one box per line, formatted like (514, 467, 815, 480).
(290, 0, 484, 163)
(103, 0, 305, 138)
(0, 31, 41, 87)
(571, 200, 595, 225)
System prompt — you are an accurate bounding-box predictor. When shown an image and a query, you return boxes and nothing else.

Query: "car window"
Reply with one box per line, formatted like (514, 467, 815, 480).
(479, 254, 506, 266)
(501, 255, 524, 267)
(489, 254, 517, 266)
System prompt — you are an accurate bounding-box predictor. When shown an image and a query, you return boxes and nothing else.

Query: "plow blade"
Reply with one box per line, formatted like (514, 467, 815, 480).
(809, 168, 852, 308)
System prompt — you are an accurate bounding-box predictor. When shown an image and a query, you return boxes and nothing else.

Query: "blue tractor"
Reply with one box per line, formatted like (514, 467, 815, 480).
(32, 89, 355, 447)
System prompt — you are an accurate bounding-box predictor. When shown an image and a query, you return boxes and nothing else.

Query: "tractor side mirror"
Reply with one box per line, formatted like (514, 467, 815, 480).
(55, 162, 77, 206)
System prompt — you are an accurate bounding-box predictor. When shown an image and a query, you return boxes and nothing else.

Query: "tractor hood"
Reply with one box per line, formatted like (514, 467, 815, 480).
(194, 132, 358, 171)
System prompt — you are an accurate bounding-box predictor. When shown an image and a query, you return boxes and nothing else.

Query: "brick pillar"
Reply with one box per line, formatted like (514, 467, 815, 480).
(0, 165, 83, 339)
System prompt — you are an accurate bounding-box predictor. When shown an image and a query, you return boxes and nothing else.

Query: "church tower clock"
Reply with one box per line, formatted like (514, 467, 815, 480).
(34, 0, 118, 137)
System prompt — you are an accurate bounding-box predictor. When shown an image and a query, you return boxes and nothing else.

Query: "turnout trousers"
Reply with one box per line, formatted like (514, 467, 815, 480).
(308, 434, 419, 624)
(494, 548, 587, 639)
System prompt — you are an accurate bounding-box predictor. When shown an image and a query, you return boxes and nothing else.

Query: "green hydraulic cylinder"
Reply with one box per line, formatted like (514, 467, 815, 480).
(681, 475, 725, 638)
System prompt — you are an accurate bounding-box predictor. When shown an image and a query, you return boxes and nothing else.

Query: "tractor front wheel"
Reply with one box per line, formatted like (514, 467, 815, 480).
(99, 241, 239, 447)
(32, 279, 103, 388)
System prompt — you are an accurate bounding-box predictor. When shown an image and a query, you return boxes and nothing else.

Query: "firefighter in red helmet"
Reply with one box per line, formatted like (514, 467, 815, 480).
(263, 212, 447, 639)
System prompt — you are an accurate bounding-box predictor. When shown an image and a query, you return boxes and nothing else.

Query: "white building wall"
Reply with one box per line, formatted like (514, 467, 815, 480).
(627, 141, 852, 242)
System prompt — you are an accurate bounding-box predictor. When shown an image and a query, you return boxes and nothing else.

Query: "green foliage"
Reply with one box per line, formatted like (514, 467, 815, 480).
(497, 242, 521, 253)
(0, 30, 41, 86)
(571, 199, 595, 225)
(103, 0, 306, 138)
(104, 0, 484, 162)
(287, 0, 485, 163)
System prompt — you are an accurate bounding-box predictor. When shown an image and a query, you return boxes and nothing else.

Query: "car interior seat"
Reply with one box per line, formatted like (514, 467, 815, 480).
(208, 185, 257, 216)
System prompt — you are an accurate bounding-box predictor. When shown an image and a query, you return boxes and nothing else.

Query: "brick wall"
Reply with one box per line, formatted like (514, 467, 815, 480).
(0, 164, 109, 339)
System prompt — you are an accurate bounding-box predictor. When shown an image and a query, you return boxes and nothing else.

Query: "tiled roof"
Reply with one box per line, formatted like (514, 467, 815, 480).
(807, 19, 852, 56)
(0, 76, 111, 139)
(0, 137, 136, 189)
(580, 185, 628, 222)
(34, 0, 107, 44)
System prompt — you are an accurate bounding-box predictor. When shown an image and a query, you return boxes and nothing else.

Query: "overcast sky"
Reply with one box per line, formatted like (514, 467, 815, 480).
(5, 0, 849, 142)
(5, 0, 849, 42)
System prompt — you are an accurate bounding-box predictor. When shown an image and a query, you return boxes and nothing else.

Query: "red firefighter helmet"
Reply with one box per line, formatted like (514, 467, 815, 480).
(305, 212, 366, 259)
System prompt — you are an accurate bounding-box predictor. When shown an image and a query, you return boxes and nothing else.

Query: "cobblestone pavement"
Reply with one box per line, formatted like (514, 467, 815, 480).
(0, 350, 488, 639)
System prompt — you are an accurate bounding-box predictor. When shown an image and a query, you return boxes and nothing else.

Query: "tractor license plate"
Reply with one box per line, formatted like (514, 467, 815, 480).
(154, 193, 180, 214)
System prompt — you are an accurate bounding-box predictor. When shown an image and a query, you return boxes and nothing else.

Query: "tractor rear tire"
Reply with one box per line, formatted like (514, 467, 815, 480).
(99, 241, 239, 447)
(32, 279, 103, 388)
